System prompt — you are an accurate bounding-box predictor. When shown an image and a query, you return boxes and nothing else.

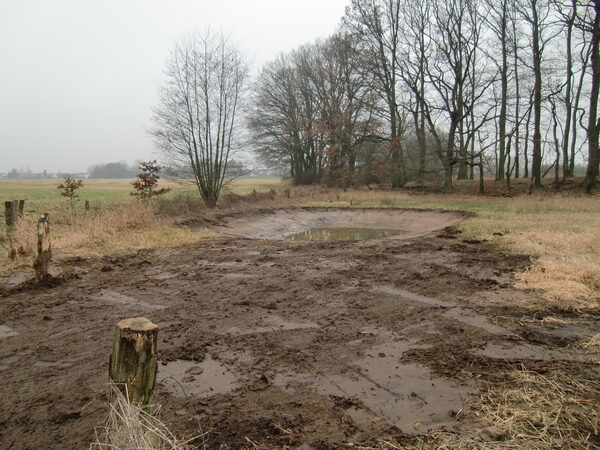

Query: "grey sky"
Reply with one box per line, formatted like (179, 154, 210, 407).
(0, 0, 348, 173)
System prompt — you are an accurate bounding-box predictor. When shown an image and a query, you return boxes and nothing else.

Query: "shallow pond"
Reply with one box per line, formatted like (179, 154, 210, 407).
(284, 227, 405, 241)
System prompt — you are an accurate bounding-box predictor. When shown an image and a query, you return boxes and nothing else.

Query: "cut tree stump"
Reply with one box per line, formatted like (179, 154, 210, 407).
(33, 213, 51, 281)
(109, 317, 158, 405)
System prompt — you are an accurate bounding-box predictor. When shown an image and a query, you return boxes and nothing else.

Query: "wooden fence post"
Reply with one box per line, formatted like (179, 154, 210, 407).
(4, 201, 16, 231)
(109, 317, 158, 405)
(4, 201, 16, 259)
(18, 200, 25, 217)
(84, 200, 90, 211)
(33, 213, 51, 281)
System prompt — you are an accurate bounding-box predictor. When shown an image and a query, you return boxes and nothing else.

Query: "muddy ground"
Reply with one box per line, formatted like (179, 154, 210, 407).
(0, 208, 598, 449)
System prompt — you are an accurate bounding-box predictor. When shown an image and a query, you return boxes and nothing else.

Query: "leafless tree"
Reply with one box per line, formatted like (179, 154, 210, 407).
(396, 0, 432, 182)
(485, 0, 513, 180)
(345, 0, 408, 187)
(248, 0, 596, 192)
(250, 35, 378, 186)
(152, 31, 249, 207)
(579, 0, 600, 192)
(518, 0, 556, 188)
(421, 0, 489, 191)
(249, 49, 323, 184)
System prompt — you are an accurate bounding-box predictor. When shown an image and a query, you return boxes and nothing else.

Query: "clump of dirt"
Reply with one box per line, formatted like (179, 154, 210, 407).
(0, 208, 597, 449)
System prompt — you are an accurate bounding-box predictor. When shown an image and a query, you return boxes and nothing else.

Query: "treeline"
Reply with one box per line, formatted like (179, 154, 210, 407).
(88, 161, 137, 178)
(249, 0, 599, 192)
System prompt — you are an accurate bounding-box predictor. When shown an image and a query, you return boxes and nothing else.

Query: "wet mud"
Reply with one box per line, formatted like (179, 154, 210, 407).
(0, 209, 598, 449)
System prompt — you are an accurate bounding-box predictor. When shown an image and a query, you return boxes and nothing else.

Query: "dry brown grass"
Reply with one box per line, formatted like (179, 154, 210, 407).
(458, 196, 600, 308)
(92, 385, 200, 450)
(354, 369, 600, 449)
(0, 201, 211, 276)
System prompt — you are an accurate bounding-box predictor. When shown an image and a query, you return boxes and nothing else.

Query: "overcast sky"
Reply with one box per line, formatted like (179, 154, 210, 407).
(0, 0, 348, 173)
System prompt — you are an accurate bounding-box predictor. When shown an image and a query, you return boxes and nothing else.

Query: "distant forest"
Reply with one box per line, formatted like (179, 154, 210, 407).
(249, 0, 600, 192)
(1, 159, 251, 180)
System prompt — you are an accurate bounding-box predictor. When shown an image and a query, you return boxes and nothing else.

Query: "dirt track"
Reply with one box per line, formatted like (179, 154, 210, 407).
(0, 209, 598, 449)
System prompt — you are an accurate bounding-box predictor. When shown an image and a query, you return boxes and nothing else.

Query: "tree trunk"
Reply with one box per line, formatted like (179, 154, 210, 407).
(570, 48, 589, 175)
(443, 124, 456, 193)
(390, 138, 407, 188)
(458, 121, 469, 180)
(497, 0, 509, 181)
(562, 1, 576, 179)
(479, 154, 485, 194)
(531, 2, 543, 188)
(513, 11, 521, 179)
(585, 0, 600, 193)
(109, 317, 158, 406)
(524, 95, 533, 177)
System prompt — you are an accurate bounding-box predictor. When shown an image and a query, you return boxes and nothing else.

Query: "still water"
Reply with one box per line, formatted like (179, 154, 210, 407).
(284, 227, 405, 241)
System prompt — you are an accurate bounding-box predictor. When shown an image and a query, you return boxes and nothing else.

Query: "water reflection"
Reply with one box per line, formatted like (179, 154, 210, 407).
(284, 227, 405, 241)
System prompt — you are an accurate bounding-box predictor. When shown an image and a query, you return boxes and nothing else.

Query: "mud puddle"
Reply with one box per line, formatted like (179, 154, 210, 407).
(371, 284, 452, 307)
(275, 339, 469, 434)
(225, 315, 320, 336)
(285, 227, 405, 241)
(0, 271, 30, 289)
(207, 208, 465, 240)
(92, 289, 166, 310)
(0, 324, 18, 339)
(158, 355, 239, 398)
(371, 285, 509, 335)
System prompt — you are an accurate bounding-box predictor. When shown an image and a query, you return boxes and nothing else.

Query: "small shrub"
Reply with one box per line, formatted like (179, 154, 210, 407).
(57, 177, 84, 213)
(131, 161, 171, 200)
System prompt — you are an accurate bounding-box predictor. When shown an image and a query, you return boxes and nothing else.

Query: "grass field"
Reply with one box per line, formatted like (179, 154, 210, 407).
(0, 177, 282, 213)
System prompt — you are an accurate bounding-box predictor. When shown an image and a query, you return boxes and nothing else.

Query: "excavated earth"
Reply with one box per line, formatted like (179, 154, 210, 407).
(0, 208, 598, 449)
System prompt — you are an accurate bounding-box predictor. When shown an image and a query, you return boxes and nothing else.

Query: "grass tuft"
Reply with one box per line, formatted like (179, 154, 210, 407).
(92, 385, 200, 450)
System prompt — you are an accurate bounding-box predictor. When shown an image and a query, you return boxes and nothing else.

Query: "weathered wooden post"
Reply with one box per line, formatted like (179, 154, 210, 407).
(17, 200, 25, 217)
(4, 201, 16, 230)
(109, 317, 158, 405)
(33, 213, 51, 281)
(4, 201, 16, 259)
(84, 200, 90, 211)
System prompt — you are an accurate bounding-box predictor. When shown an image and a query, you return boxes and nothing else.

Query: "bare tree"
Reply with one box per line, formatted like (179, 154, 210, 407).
(581, 0, 600, 192)
(152, 31, 249, 207)
(423, 0, 488, 192)
(396, 0, 432, 182)
(518, 0, 556, 188)
(485, 0, 512, 180)
(249, 50, 323, 184)
(345, 0, 408, 188)
(250, 35, 377, 186)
